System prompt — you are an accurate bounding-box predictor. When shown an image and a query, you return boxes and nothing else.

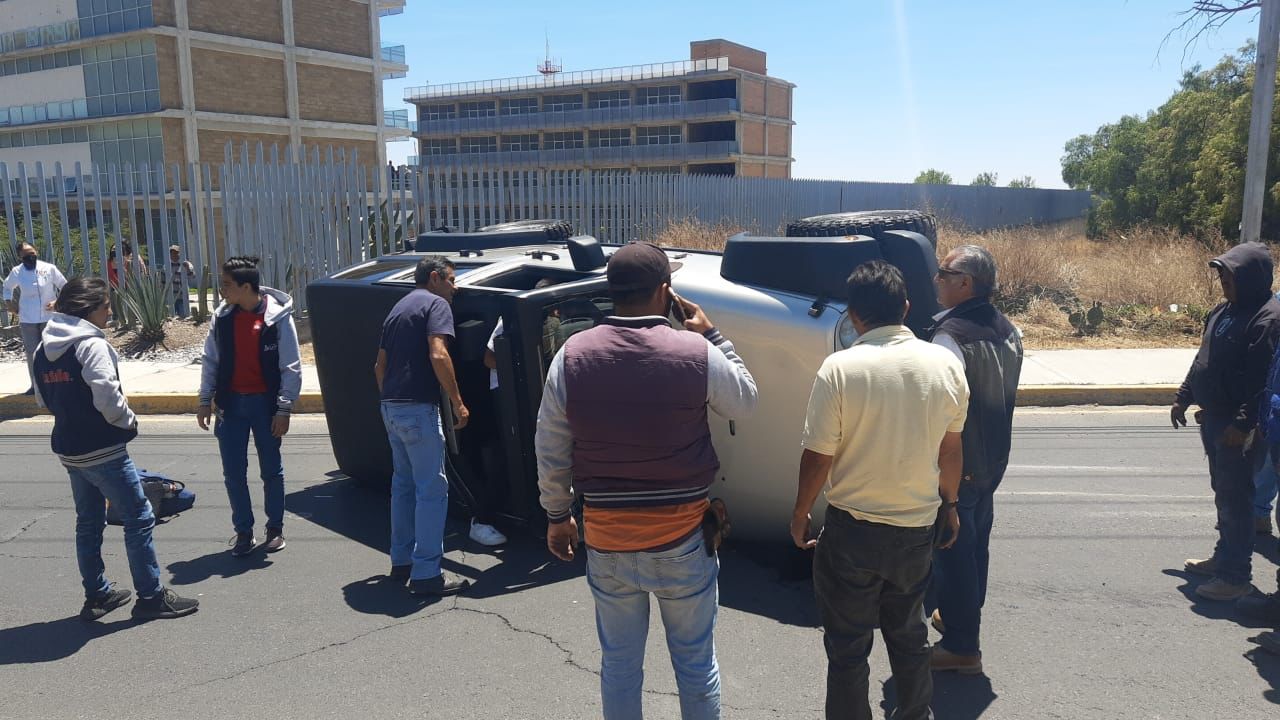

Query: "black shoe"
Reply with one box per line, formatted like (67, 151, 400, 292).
(389, 564, 412, 584)
(230, 532, 257, 557)
(132, 588, 199, 620)
(80, 584, 132, 621)
(22, 387, 34, 396)
(1238, 591, 1280, 624)
(262, 528, 286, 553)
(408, 572, 471, 597)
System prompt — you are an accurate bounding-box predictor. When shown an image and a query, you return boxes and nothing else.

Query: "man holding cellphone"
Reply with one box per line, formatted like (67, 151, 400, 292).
(535, 242, 758, 719)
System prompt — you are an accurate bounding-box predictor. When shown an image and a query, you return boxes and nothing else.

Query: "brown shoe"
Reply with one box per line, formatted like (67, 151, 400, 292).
(263, 529, 286, 553)
(931, 645, 983, 675)
(1184, 557, 1216, 577)
(1194, 577, 1253, 602)
(930, 609, 945, 634)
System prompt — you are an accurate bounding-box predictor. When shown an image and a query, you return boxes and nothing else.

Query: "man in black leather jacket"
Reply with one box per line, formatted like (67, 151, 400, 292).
(1175, 242, 1280, 602)
(927, 244, 1023, 675)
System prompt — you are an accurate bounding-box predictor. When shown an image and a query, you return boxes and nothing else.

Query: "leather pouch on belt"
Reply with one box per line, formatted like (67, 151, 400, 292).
(701, 498, 731, 556)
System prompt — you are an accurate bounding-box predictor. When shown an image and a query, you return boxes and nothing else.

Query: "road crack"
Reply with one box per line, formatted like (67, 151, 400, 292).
(0, 511, 55, 543)
(163, 598, 460, 694)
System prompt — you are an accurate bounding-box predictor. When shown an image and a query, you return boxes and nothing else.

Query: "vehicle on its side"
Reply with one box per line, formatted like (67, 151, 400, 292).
(307, 213, 941, 543)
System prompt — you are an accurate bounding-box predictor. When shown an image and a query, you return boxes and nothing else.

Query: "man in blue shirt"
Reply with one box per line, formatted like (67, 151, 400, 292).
(374, 256, 470, 596)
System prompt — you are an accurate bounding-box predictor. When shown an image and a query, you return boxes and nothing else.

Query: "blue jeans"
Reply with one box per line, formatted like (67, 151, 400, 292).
(381, 401, 448, 581)
(215, 393, 285, 534)
(1200, 414, 1258, 585)
(66, 454, 163, 599)
(1256, 444, 1279, 520)
(934, 480, 996, 655)
(586, 532, 721, 720)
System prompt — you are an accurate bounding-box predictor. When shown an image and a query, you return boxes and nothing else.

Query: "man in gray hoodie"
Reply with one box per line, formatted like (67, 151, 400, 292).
(36, 277, 199, 621)
(196, 257, 303, 558)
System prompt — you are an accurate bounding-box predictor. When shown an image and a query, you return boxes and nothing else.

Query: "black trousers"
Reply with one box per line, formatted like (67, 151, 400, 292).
(813, 507, 935, 720)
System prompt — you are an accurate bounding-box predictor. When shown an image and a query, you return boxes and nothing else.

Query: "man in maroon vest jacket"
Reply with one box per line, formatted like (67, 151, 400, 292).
(536, 242, 758, 720)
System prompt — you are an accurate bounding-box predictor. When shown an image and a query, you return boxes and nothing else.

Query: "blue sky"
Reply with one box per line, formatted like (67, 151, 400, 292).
(380, 0, 1259, 188)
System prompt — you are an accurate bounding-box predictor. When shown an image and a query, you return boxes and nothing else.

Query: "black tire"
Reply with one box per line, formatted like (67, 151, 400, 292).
(785, 210, 937, 248)
(477, 219, 573, 241)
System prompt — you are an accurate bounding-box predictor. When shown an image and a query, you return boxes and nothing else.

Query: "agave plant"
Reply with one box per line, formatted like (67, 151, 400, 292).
(117, 266, 170, 344)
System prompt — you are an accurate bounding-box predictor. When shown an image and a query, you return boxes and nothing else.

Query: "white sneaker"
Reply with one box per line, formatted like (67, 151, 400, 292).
(469, 521, 507, 547)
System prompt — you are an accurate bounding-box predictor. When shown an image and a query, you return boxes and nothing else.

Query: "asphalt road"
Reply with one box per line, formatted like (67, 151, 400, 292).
(0, 410, 1277, 720)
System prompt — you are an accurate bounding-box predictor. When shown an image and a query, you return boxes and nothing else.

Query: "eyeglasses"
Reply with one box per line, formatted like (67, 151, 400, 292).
(935, 267, 966, 278)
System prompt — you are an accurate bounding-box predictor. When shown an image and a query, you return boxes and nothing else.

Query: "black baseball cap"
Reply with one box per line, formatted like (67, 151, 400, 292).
(606, 242, 682, 292)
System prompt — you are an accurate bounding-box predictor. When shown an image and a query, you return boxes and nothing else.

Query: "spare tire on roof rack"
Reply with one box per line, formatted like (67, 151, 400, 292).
(413, 218, 575, 253)
(785, 210, 937, 249)
(476, 219, 574, 242)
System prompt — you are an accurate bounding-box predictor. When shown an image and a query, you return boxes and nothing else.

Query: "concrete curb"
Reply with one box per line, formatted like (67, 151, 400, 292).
(0, 393, 326, 419)
(1015, 385, 1178, 407)
(0, 385, 1180, 418)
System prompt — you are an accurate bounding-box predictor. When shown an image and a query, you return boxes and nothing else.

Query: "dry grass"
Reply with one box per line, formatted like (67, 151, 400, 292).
(939, 222, 1236, 348)
(647, 216, 1251, 348)
(653, 218, 747, 251)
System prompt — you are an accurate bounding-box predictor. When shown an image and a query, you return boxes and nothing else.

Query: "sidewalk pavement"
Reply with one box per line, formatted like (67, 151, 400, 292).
(0, 348, 1198, 417)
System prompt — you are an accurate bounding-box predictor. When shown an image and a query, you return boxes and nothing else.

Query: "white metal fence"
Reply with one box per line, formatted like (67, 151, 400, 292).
(0, 144, 1092, 323)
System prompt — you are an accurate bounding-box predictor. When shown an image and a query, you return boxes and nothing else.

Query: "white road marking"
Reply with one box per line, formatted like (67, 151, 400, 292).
(998, 491, 1213, 500)
(1006, 464, 1162, 472)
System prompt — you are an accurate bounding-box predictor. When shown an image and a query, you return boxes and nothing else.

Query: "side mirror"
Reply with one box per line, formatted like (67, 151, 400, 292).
(568, 236, 606, 272)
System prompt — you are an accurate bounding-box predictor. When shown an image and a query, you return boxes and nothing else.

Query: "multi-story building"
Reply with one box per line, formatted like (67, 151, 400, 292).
(406, 39, 794, 178)
(0, 0, 410, 185)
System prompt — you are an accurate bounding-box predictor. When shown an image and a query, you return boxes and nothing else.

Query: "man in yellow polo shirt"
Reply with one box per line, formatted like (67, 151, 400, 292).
(791, 260, 969, 720)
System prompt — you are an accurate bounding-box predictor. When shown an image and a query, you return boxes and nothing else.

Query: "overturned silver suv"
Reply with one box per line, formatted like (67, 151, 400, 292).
(307, 211, 940, 543)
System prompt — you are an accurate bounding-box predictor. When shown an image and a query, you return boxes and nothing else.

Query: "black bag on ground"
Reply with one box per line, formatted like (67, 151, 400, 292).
(106, 470, 196, 525)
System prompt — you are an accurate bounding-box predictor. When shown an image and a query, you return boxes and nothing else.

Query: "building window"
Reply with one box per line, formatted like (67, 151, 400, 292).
(460, 136, 497, 154)
(82, 38, 161, 119)
(589, 128, 631, 148)
(0, 49, 85, 78)
(422, 104, 457, 121)
(502, 134, 538, 152)
(0, 125, 91, 149)
(544, 131, 584, 150)
(424, 139, 456, 156)
(76, 0, 155, 40)
(501, 98, 539, 116)
(637, 85, 681, 105)
(544, 94, 583, 113)
(589, 90, 631, 109)
(636, 125, 681, 145)
(459, 101, 496, 119)
(638, 166, 682, 174)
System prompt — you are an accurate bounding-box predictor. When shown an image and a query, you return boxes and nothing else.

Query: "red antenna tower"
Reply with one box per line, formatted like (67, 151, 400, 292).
(537, 34, 562, 76)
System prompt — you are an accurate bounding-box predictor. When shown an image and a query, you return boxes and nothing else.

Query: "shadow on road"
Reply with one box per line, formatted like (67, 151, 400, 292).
(287, 475, 825, 627)
(341, 574, 449, 618)
(881, 673, 997, 719)
(0, 616, 135, 665)
(167, 546, 273, 585)
(1162, 568, 1277, 628)
(1245, 638, 1280, 705)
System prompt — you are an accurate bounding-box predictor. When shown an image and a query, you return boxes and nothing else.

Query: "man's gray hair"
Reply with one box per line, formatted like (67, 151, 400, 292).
(949, 244, 997, 297)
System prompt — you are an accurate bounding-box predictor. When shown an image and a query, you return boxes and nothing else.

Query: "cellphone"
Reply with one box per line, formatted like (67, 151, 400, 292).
(668, 288, 688, 323)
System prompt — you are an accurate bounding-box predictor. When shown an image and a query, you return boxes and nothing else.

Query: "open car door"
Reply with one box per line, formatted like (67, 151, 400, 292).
(487, 275, 613, 529)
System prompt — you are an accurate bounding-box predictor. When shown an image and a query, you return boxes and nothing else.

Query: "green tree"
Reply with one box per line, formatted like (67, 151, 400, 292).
(970, 172, 998, 187)
(1008, 176, 1038, 189)
(1060, 42, 1273, 238)
(914, 169, 953, 185)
